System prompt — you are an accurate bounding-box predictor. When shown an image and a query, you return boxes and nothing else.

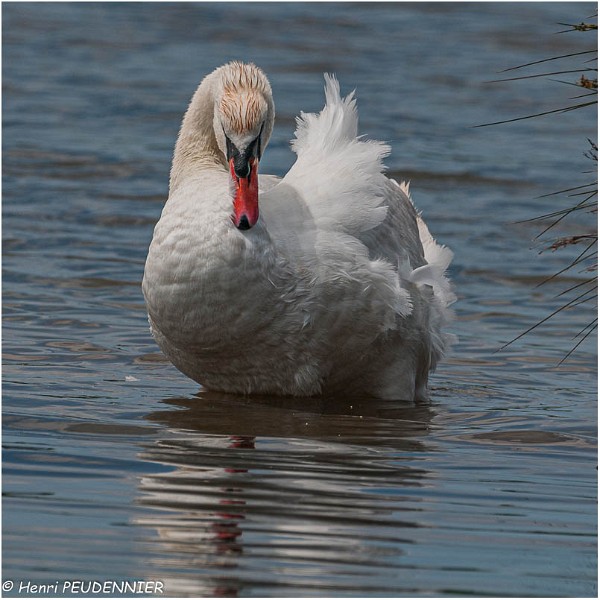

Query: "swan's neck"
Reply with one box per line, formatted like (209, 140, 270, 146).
(169, 74, 225, 194)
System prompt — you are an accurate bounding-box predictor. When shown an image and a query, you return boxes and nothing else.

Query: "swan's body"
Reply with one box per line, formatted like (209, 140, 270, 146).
(143, 62, 454, 401)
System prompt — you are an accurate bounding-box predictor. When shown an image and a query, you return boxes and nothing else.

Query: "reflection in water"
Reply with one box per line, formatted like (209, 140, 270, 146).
(135, 391, 435, 596)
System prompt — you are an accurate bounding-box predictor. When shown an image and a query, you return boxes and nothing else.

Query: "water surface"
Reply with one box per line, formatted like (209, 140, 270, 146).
(3, 2, 597, 597)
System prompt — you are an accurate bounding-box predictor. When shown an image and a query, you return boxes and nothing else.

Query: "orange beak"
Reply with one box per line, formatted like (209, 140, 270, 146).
(230, 157, 259, 230)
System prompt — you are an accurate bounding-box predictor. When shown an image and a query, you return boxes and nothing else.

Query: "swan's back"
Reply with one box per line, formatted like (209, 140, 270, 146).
(265, 74, 454, 365)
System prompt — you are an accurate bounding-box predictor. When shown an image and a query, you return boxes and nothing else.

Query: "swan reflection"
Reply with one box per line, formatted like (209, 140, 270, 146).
(135, 391, 435, 597)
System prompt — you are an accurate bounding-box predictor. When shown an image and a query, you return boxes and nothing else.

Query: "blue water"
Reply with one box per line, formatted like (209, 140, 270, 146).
(3, 2, 597, 597)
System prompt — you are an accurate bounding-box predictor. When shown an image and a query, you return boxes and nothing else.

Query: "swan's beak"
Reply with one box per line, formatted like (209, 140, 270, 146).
(225, 131, 262, 230)
(230, 157, 259, 230)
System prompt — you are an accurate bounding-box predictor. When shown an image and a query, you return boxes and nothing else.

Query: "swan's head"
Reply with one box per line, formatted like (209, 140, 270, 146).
(213, 62, 274, 230)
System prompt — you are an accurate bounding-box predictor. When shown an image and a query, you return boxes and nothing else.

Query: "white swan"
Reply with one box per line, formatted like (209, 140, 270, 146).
(143, 62, 455, 401)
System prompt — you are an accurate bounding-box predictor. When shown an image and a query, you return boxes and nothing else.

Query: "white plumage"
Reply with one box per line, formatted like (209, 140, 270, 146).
(143, 62, 455, 401)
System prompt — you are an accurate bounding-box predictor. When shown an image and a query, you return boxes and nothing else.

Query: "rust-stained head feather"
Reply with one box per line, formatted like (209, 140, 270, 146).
(218, 62, 272, 135)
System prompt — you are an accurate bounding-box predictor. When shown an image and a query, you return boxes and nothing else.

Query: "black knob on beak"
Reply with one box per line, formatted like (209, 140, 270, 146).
(225, 129, 262, 180)
(233, 156, 251, 179)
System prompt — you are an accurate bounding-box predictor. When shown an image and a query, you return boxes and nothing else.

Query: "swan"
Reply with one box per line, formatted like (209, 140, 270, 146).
(143, 62, 455, 401)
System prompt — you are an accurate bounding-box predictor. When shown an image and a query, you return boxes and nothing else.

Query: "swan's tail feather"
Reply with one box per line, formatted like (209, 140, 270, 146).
(291, 75, 360, 152)
(285, 74, 390, 236)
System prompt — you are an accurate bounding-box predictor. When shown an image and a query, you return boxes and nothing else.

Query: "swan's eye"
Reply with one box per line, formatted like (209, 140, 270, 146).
(254, 123, 264, 160)
(224, 133, 238, 162)
(247, 132, 261, 161)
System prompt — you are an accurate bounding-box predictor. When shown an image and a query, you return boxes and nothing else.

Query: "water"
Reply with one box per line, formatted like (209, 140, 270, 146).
(3, 2, 597, 597)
